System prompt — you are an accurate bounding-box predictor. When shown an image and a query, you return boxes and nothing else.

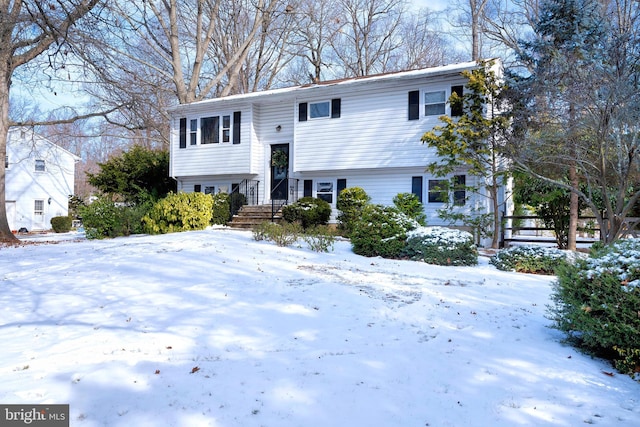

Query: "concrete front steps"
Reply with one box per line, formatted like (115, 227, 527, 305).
(227, 204, 283, 229)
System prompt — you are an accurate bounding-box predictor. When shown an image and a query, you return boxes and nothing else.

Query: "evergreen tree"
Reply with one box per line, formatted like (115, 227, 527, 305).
(507, 0, 640, 245)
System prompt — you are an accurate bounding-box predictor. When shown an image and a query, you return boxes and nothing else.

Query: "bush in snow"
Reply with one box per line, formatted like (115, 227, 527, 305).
(252, 221, 302, 247)
(282, 197, 331, 229)
(142, 192, 213, 234)
(50, 216, 72, 233)
(336, 187, 371, 237)
(402, 226, 477, 266)
(302, 225, 336, 252)
(80, 197, 150, 239)
(490, 245, 572, 275)
(211, 192, 231, 225)
(549, 239, 640, 379)
(351, 204, 418, 258)
(393, 193, 427, 226)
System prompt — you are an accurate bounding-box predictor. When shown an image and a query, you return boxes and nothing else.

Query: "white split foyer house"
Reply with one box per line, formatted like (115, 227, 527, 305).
(5, 127, 79, 232)
(169, 60, 511, 241)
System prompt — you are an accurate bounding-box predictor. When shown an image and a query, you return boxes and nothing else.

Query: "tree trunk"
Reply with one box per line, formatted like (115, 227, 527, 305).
(0, 65, 18, 243)
(568, 162, 578, 251)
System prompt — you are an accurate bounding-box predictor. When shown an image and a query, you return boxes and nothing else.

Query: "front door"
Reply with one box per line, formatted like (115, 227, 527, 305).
(270, 144, 289, 200)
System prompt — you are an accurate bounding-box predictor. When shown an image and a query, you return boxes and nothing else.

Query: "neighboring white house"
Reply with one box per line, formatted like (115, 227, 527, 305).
(5, 127, 80, 232)
(168, 60, 510, 235)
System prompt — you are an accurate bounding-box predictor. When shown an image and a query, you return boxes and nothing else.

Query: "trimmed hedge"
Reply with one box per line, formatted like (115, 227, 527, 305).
(549, 239, 640, 379)
(490, 245, 574, 275)
(282, 197, 331, 229)
(51, 216, 73, 233)
(403, 226, 477, 266)
(143, 192, 213, 234)
(350, 204, 418, 258)
(336, 187, 370, 236)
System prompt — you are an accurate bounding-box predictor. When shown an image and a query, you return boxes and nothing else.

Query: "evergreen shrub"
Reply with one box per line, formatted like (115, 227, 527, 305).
(336, 187, 370, 236)
(211, 192, 231, 225)
(81, 198, 149, 239)
(403, 226, 477, 266)
(350, 204, 418, 258)
(549, 239, 640, 379)
(142, 192, 213, 234)
(51, 216, 73, 233)
(490, 245, 573, 274)
(393, 193, 427, 225)
(282, 197, 331, 229)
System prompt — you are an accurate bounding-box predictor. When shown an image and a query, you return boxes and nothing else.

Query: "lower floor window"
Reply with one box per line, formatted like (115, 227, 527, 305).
(428, 179, 448, 203)
(316, 182, 334, 203)
(427, 175, 466, 205)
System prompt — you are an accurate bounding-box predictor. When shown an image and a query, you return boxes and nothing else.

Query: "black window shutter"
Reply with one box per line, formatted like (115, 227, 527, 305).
(303, 180, 313, 197)
(453, 175, 466, 206)
(233, 111, 241, 144)
(299, 103, 308, 122)
(337, 178, 347, 195)
(412, 176, 423, 203)
(331, 99, 341, 118)
(408, 91, 419, 120)
(194, 185, 202, 193)
(179, 118, 187, 148)
(451, 85, 464, 117)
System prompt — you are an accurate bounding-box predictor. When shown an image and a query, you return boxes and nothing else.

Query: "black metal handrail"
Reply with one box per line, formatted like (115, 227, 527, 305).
(230, 179, 259, 216)
(271, 178, 299, 220)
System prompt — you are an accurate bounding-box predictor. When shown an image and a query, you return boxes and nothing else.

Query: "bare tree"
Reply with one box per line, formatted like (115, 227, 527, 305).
(447, 0, 489, 60)
(332, 0, 407, 77)
(0, 0, 104, 243)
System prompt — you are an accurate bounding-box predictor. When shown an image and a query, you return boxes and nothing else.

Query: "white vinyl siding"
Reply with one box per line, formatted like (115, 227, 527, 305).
(294, 80, 451, 172)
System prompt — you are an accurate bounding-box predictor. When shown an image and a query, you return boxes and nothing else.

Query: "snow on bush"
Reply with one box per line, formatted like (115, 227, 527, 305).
(403, 226, 477, 266)
(350, 204, 419, 258)
(490, 245, 577, 275)
(549, 238, 640, 379)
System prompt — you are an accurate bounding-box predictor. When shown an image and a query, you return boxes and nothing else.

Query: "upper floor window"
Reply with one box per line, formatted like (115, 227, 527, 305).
(35, 159, 45, 172)
(310, 101, 330, 119)
(222, 115, 231, 142)
(201, 116, 219, 144)
(424, 90, 446, 116)
(408, 85, 466, 120)
(190, 119, 197, 145)
(299, 99, 341, 121)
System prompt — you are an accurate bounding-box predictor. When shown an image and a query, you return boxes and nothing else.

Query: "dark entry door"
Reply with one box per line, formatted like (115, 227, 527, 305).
(270, 144, 289, 200)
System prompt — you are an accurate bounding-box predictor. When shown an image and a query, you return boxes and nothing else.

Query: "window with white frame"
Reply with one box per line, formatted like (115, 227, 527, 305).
(309, 101, 331, 119)
(35, 159, 45, 172)
(316, 181, 334, 203)
(424, 90, 446, 116)
(34, 199, 44, 215)
(204, 186, 215, 195)
(222, 115, 231, 142)
(190, 119, 197, 145)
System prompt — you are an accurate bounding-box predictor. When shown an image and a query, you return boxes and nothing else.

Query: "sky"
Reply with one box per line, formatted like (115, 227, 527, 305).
(1, 228, 638, 427)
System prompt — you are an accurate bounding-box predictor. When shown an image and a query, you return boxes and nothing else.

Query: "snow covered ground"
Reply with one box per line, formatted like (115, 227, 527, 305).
(1, 228, 638, 427)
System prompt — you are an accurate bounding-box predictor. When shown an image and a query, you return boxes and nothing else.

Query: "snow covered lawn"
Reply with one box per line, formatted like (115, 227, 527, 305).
(1, 228, 638, 426)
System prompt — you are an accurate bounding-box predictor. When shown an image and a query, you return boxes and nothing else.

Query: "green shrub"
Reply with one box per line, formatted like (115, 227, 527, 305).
(142, 192, 213, 234)
(393, 193, 427, 226)
(282, 197, 331, 229)
(549, 239, 640, 379)
(351, 204, 418, 258)
(251, 221, 302, 247)
(337, 187, 371, 236)
(80, 197, 122, 239)
(230, 192, 247, 216)
(402, 226, 477, 266)
(490, 245, 574, 274)
(302, 225, 336, 252)
(211, 192, 231, 225)
(50, 216, 73, 233)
